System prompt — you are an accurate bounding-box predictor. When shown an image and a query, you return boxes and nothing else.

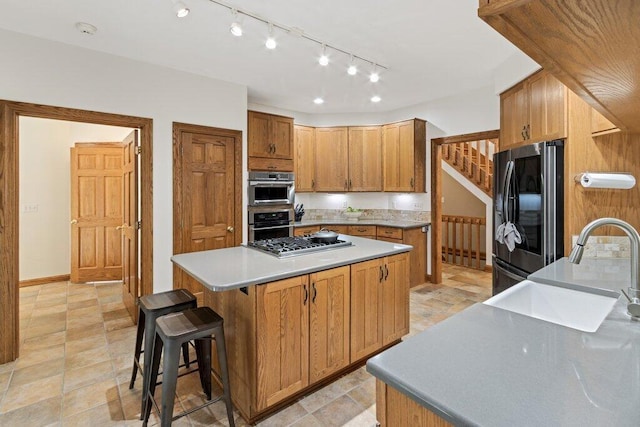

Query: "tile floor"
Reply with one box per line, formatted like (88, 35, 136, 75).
(0, 265, 491, 426)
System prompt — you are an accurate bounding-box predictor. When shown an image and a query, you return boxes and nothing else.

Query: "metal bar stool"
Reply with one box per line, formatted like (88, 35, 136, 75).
(142, 306, 235, 427)
(129, 288, 197, 418)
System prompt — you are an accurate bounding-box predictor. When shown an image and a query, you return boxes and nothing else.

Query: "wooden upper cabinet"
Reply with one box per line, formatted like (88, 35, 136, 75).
(499, 70, 566, 151)
(479, 0, 640, 134)
(248, 111, 293, 171)
(308, 266, 350, 383)
(591, 108, 619, 136)
(348, 126, 382, 191)
(382, 119, 426, 192)
(294, 125, 316, 192)
(255, 275, 309, 411)
(314, 127, 349, 191)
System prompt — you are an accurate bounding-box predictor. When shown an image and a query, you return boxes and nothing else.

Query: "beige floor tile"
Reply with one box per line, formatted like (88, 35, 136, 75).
(14, 343, 65, 370)
(0, 395, 62, 425)
(103, 308, 130, 322)
(35, 296, 68, 309)
(30, 302, 68, 317)
(64, 345, 112, 370)
(346, 377, 376, 409)
(298, 380, 347, 413)
(64, 360, 114, 393)
(256, 402, 308, 427)
(65, 333, 108, 355)
(101, 301, 127, 313)
(62, 399, 124, 426)
(311, 395, 368, 427)
(23, 319, 67, 339)
(0, 373, 63, 413)
(9, 357, 65, 388)
(0, 371, 11, 393)
(0, 362, 16, 375)
(66, 322, 106, 342)
(30, 310, 67, 326)
(67, 298, 99, 311)
(105, 316, 135, 332)
(67, 305, 103, 319)
(66, 315, 103, 331)
(289, 413, 325, 427)
(62, 378, 119, 418)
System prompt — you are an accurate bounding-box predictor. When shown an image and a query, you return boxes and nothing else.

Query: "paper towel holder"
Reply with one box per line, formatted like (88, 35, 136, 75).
(574, 172, 636, 189)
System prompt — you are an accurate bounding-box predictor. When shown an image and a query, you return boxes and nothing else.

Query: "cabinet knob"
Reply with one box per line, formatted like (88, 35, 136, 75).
(227, 226, 234, 232)
(344, 180, 348, 189)
(410, 177, 414, 188)
(311, 179, 315, 188)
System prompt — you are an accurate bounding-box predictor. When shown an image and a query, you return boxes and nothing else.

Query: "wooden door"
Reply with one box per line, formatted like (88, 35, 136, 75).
(256, 275, 309, 411)
(350, 258, 383, 361)
(500, 82, 528, 149)
(382, 253, 410, 345)
(271, 115, 293, 159)
(294, 125, 316, 192)
(175, 125, 238, 302)
(121, 130, 138, 321)
(383, 121, 415, 192)
(528, 71, 567, 142)
(248, 111, 272, 158)
(309, 266, 350, 383)
(70, 144, 123, 282)
(314, 127, 349, 191)
(349, 126, 382, 191)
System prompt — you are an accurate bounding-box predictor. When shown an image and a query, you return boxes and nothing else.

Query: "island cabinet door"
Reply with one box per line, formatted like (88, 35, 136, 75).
(351, 258, 384, 361)
(256, 276, 310, 411)
(309, 266, 351, 383)
(382, 253, 410, 345)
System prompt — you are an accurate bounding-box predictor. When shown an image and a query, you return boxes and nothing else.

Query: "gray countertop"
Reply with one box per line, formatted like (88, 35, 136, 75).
(295, 219, 430, 229)
(367, 257, 640, 426)
(171, 235, 412, 292)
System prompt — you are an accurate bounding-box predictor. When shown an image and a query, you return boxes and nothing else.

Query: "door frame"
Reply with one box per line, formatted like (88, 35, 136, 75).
(172, 122, 243, 279)
(0, 100, 153, 363)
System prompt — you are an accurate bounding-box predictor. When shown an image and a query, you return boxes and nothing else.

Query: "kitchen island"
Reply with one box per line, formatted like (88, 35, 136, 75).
(367, 257, 640, 426)
(171, 235, 413, 423)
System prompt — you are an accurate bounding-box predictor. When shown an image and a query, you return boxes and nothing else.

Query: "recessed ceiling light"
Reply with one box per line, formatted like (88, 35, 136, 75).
(371, 96, 381, 103)
(347, 65, 357, 76)
(173, 1, 190, 18)
(313, 97, 324, 105)
(370, 72, 380, 83)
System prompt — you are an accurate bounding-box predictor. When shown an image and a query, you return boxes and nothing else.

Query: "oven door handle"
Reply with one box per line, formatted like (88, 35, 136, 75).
(249, 224, 294, 231)
(250, 199, 293, 205)
(249, 181, 295, 186)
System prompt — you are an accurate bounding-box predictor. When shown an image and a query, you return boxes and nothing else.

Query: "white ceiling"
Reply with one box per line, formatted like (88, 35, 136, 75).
(0, 0, 522, 114)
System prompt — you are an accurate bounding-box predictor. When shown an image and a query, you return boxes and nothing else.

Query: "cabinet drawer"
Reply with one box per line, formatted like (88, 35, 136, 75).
(348, 225, 376, 237)
(377, 226, 403, 240)
(248, 156, 293, 172)
(322, 225, 349, 235)
(294, 225, 320, 236)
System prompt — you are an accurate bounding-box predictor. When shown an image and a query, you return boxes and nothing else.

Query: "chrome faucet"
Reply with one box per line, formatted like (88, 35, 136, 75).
(569, 217, 640, 318)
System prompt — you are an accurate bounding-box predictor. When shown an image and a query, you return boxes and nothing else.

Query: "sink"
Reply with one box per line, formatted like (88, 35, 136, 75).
(484, 280, 619, 332)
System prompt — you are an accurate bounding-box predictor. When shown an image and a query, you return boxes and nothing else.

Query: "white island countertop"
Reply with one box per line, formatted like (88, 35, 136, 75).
(171, 235, 412, 292)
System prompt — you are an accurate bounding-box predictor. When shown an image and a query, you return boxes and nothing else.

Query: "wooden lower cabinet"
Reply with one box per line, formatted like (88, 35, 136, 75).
(351, 253, 410, 362)
(205, 259, 408, 423)
(294, 225, 320, 236)
(376, 380, 452, 427)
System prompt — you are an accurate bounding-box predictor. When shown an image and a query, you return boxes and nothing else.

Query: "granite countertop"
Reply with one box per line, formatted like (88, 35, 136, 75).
(367, 257, 640, 427)
(171, 235, 412, 292)
(295, 219, 430, 229)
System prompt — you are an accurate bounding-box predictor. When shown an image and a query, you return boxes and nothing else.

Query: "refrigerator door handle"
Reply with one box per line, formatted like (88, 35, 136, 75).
(503, 160, 514, 222)
(495, 259, 528, 282)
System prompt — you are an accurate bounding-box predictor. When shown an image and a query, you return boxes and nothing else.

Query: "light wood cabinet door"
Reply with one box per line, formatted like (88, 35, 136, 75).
(591, 108, 618, 135)
(348, 126, 382, 191)
(248, 111, 293, 170)
(528, 71, 567, 142)
(383, 121, 415, 192)
(382, 253, 410, 345)
(500, 81, 528, 149)
(309, 266, 350, 383)
(321, 224, 349, 235)
(314, 127, 349, 191)
(294, 125, 316, 191)
(271, 115, 293, 159)
(256, 276, 309, 411)
(294, 225, 320, 236)
(350, 258, 384, 361)
(248, 111, 272, 158)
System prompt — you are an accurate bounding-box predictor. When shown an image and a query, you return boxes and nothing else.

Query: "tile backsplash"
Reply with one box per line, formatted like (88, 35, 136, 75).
(571, 235, 631, 258)
(302, 208, 430, 222)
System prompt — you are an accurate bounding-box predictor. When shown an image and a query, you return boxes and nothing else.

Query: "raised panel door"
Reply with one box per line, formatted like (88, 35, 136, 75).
(248, 111, 272, 157)
(294, 125, 316, 191)
(256, 275, 309, 411)
(383, 121, 415, 192)
(348, 126, 382, 191)
(500, 82, 528, 150)
(309, 266, 350, 383)
(382, 253, 410, 345)
(314, 127, 349, 191)
(528, 71, 567, 142)
(271, 116, 293, 159)
(350, 258, 383, 361)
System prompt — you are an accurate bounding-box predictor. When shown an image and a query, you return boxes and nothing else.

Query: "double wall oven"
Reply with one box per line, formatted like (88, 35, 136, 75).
(248, 171, 295, 241)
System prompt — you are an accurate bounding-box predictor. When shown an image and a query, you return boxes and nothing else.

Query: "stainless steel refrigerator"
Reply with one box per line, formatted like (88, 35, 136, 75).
(492, 140, 564, 295)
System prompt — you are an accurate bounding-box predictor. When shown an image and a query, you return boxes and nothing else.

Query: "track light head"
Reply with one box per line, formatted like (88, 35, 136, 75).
(230, 10, 243, 36)
(173, 1, 190, 18)
(319, 44, 329, 66)
(371, 95, 381, 103)
(265, 23, 277, 49)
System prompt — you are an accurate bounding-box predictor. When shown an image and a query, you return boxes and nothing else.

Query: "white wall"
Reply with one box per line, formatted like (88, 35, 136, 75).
(1, 29, 247, 292)
(19, 118, 133, 281)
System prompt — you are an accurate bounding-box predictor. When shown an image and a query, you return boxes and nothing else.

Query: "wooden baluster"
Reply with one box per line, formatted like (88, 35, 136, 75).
(443, 216, 449, 264)
(452, 217, 458, 265)
(467, 218, 473, 268)
(476, 219, 482, 270)
(467, 142, 474, 178)
(475, 141, 481, 184)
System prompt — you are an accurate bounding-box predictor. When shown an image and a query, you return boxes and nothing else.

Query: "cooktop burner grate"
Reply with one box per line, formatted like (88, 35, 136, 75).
(247, 236, 352, 258)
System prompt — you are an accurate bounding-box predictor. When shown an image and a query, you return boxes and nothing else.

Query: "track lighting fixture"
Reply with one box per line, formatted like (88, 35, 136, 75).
(265, 23, 277, 49)
(230, 10, 243, 37)
(347, 55, 357, 76)
(319, 44, 329, 66)
(172, 0, 190, 18)
(370, 65, 380, 83)
(371, 95, 381, 103)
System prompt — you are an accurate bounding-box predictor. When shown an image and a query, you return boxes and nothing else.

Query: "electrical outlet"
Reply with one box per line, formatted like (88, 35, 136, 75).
(392, 201, 398, 209)
(22, 204, 39, 213)
(342, 200, 348, 209)
(412, 202, 424, 210)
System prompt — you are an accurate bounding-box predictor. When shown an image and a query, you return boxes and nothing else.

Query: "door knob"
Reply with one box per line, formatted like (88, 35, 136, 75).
(70, 219, 78, 224)
(227, 226, 234, 232)
(116, 224, 126, 230)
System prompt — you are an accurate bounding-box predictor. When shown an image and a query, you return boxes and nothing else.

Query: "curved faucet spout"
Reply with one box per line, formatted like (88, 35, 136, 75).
(569, 218, 640, 317)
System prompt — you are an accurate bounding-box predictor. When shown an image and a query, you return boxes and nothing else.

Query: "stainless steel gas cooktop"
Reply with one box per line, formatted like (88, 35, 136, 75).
(247, 236, 352, 258)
